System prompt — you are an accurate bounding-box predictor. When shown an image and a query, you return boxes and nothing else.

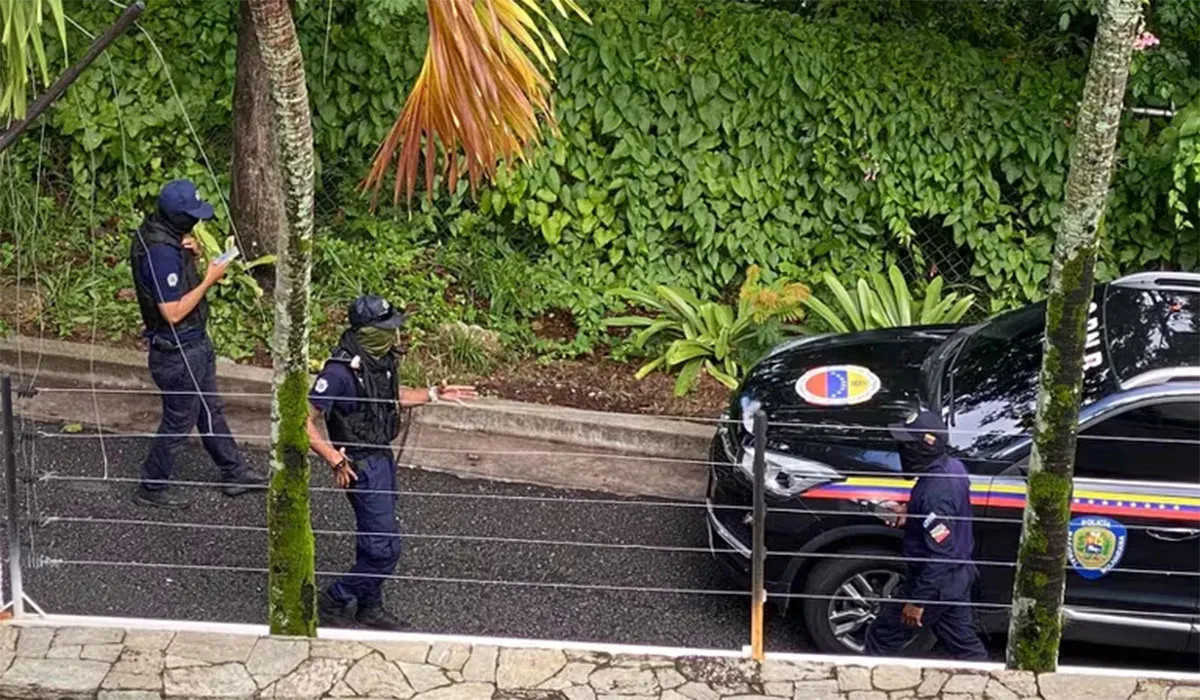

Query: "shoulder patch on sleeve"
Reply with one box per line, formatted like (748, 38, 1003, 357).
(315, 378, 328, 393)
(929, 523, 951, 544)
(166, 272, 179, 288)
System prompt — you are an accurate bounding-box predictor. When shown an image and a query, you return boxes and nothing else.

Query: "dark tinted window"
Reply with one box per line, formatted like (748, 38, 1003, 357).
(949, 301, 1116, 456)
(1076, 401, 1200, 483)
(1105, 287, 1200, 384)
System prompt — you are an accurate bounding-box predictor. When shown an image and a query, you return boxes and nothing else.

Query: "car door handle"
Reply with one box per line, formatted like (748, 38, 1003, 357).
(1146, 527, 1200, 542)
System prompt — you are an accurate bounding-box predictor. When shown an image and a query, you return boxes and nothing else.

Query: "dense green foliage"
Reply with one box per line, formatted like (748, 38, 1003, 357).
(803, 266, 976, 334)
(0, 0, 1195, 365)
(606, 267, 809, 394)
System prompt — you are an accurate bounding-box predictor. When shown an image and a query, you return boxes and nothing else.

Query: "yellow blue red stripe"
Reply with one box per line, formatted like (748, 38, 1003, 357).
(804, 477, 1200, 522)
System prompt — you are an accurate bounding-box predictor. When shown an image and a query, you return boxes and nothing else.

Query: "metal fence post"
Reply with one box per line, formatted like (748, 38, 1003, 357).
(750, 409, 767, 662)
(2, 375, 23, 618)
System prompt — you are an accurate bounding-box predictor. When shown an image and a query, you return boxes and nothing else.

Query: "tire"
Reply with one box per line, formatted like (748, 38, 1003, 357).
(800, 546, 937, 656)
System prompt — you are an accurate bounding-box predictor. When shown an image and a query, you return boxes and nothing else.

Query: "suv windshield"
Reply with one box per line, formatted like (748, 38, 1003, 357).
(945, 297, 1117, 457)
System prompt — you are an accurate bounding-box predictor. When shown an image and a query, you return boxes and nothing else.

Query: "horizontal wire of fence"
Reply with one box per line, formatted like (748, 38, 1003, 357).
(23, 387, 1200, 446)
(35, 472, 1200, 530)
(32, 554, 1200, 621)
(36, 514, 1200, 577)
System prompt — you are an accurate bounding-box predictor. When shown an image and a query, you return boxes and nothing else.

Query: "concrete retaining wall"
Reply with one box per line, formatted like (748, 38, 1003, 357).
(0, 619, 1195, 700)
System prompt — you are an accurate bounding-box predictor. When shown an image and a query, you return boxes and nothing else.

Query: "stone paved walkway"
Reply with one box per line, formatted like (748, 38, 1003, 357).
(0, 623, 1195, 700)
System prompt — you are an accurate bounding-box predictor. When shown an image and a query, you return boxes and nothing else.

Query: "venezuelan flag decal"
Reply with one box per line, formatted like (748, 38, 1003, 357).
(804, 477, 1200, 523)
(795, 365, 882, 406)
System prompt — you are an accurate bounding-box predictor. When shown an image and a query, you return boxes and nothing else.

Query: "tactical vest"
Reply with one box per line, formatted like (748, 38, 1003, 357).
(324, 339, 401, 459)
(130, 215, 207, 339)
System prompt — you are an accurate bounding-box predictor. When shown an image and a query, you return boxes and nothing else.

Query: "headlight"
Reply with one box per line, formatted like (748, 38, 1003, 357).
(738, 447, 840, 498)
(739, 396, 762, 434)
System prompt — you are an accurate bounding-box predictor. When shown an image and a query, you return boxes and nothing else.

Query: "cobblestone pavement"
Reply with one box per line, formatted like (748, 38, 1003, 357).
(0, 623, 1196, 700)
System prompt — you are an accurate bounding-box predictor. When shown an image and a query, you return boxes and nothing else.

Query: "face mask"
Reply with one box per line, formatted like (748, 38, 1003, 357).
(157, 206, 199, 235)
(898, 441, 942, 473)
(356, 326, 396, 359)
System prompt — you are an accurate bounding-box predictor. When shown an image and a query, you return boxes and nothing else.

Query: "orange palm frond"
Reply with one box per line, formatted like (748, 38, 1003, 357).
(361, 0, 589, 207)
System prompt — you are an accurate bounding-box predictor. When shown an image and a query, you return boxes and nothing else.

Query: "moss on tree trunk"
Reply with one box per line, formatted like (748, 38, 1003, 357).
(1005, 0, 1140, 672)
(245, 0, 318, 637)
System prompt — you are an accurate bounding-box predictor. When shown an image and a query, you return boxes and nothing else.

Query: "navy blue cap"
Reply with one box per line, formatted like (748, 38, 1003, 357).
(349, 295, 406, 330)
(157, 179, 215, 221)
(888, 409, 947, 447)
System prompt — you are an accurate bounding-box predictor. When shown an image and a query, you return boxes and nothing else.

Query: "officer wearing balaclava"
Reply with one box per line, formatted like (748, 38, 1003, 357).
(865, 409, 988, 660)
(306, 295, 477, 629)
(130, 179, 267, 509)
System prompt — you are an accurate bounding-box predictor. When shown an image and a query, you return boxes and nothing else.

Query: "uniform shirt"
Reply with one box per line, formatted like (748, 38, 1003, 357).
(309, 361, 358, 415)
(901, 454, 977, 603)
(138, 243, 204, 342)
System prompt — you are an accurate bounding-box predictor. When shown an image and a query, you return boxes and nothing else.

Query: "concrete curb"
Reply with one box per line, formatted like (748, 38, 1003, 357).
(0, 334, 716, 459)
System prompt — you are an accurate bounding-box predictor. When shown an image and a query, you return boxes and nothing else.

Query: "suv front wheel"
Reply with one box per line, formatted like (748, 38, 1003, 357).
(800, 546, 936, 655)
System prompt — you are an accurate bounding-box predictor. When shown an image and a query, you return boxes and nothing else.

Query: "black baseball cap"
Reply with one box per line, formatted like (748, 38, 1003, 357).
(157, 179, 215, 221)
(349, 295, 407, 330)
(888, 408, 947, 448)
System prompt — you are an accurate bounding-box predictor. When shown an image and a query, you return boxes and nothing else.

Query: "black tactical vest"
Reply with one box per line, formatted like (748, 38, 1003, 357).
(324, 333, 401, 459)
(130, 215, 208, 338)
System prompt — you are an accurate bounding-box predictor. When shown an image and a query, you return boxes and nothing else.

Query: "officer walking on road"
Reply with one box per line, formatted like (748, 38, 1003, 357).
(865, 409, 988, 661)
(130, 179, 266, 509)
(307, 295, 478, 629)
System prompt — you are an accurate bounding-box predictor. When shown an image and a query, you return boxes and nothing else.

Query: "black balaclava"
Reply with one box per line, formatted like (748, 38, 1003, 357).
(156, 203, 199, 237)
(898, 438, 945, 474)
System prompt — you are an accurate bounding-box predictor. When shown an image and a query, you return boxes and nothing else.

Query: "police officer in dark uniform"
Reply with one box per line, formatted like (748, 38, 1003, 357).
(865, 409, 988, 661)
(306, 295, 477, 629)
(130, 179, 266, 509)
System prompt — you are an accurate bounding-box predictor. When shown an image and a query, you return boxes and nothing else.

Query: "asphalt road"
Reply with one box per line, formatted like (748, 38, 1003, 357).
(8, 420, 1199, 673)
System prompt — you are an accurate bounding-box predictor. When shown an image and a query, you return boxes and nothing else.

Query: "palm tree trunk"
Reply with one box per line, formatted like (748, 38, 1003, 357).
(244, 0, 317, 637)
(1005, 0, 1141, 671)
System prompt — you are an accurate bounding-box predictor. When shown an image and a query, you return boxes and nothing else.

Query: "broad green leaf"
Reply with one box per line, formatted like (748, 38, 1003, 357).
(855, 279, 877, 330)
(666, 339, 711, 366)
(870, 272, 898, 325)
(633, 319, 676, 347)
(705, 360, 739, 390)
(822, 272, 864, 331)
(674, 358, 704, 396)
(699, 303, 722, 338)
(888, 265, 912, 326)
(945, 295, 976, 323)
(603, 316, 656, 328)
(656, 286, 704, 333)
(920, 277, 945, 324)
(634, 356, 667, 380)
(801, 296, 850, 335)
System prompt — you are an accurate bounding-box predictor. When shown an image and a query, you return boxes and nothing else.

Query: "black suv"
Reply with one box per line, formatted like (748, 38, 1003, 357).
(707, 271, 1200, 655)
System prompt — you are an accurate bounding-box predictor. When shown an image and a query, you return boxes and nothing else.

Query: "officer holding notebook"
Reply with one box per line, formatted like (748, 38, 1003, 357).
(129, 179, 267, 509)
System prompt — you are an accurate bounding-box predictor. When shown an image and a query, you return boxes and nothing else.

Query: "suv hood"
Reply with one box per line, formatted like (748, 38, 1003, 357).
(732, 327, 958, 455)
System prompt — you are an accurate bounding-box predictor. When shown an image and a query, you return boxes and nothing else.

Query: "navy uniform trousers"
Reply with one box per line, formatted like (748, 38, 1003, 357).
(865, 570, 988, 660)
(141, 336, 243, 489)
(327, 452, 402, 608)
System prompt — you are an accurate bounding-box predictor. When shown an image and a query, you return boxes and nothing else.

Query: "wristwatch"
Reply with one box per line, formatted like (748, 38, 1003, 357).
(427, 386, 440, 403)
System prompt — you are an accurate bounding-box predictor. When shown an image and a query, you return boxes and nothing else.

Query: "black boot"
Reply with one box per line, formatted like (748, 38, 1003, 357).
(221, 468, 268, 497)
(318, 590, 357, 629)
(356, 604, 409, 631)
(133, 486, 190, 510)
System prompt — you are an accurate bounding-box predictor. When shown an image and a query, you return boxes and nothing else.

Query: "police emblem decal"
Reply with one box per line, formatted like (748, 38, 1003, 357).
(1067, 516, 1127, 580)
(795, 365, 882, 406)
